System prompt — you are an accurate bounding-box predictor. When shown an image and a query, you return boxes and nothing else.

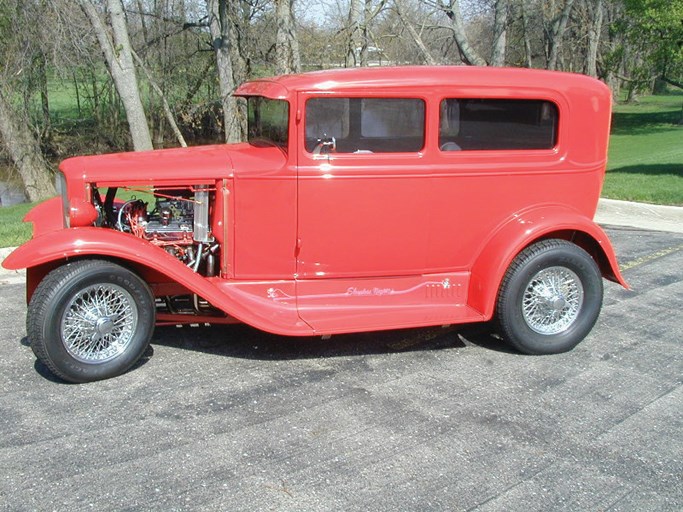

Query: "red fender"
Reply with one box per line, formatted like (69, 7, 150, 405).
(23, 197, 64, 238)
(2, 228, 311, 336)
(468, 204, 628, 320)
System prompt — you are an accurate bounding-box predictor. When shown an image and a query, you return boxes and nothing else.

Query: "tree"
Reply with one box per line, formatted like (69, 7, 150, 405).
(208, 0, 246, 143)
(275, 0, 301, 74)
(0, 0, 55, 201)
(518, 0, 534, 67)
(342, 0, 387, 67)
(394, 0, 440, 65)
(0, 90, 56, 201)
(584, 0, 604, 78)
(433, 0, 488, 65)
(131, 50, 187, 148)
(546, 0, 576, 71)
(77, 0, 153, 151)
(419, 0, 510, 66)
(490, 0, 509, 66)
(624, 0, 683, 89)
(346, 0, 364, 66)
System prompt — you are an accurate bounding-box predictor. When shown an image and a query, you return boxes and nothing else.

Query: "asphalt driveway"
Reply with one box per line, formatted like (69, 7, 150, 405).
(0, 226, 681, 511)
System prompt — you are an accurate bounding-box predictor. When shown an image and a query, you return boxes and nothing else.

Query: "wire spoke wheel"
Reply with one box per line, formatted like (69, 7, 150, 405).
(28, 260, 155, 382)
(496, 239, 603, 355)
(61, 284, 139, 364)
(522, 267, 583, 335)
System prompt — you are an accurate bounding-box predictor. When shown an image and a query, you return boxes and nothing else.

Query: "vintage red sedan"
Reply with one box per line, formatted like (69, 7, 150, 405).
(3, 66, 627, 382)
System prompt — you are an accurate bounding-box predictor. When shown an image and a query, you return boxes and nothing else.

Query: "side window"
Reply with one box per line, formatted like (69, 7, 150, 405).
(439, 99, 558, 151)
(305, 97, 425, 154)
(305, 98, 350, 144)
(247, 97, 289, 148)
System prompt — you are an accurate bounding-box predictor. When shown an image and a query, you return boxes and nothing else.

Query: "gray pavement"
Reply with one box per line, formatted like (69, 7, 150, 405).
(0, 221, 682, 511)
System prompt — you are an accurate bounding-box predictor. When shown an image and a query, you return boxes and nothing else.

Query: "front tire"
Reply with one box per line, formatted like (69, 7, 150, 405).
(28, 260, 155, 383)
(496, 239, 603, 355)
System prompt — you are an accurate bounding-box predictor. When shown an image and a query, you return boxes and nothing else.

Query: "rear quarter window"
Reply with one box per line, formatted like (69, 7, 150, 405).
(440, 99, 558, 151)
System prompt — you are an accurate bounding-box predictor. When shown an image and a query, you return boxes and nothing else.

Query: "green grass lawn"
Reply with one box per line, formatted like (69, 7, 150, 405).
(0, 202, 34, 249)
(604, 92, 683, 205)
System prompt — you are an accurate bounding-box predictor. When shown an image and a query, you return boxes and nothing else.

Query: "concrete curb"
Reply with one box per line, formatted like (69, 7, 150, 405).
(595, 198, 683, 234)
(0, 247, 16, 261)
(1, 198, 681, 282)
(0, 247, 25, 283)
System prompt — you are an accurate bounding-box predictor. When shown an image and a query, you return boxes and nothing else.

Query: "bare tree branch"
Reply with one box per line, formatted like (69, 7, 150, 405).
(435, 0, 487, 66)
(131, 50, 187, 148)
(394, 0, 439, 65)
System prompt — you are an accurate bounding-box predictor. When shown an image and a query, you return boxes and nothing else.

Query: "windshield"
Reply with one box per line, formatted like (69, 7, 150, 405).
(247, 97, 289, 150)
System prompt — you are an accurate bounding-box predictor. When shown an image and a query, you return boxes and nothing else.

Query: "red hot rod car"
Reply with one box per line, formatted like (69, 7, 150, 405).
(3, 66, 627, 382)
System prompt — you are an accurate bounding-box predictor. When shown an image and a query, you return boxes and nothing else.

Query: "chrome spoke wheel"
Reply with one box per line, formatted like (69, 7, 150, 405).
(522, 266, 584, 335)
(60, 284, 139, 364)
(497, 240, 602, 355)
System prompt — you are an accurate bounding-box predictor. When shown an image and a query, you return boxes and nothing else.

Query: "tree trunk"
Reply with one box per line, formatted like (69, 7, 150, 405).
(78, 0, 153, 151)
(490, 0, 508, 67)
(135, 0, 149, 44)
(604, 0, 622, 97)
(346, 0, 363, 66)
(36, 52, 51, 141)
(0, 88, 55, 201)
(275, 0, 300, 75)
(395, 0, 438, 65)
(231, 1, 248, 84)
(442, 0, 487, 66)
(289, 4, 301, 73)
(625, 82, 638, 103)
(208, 0, 243, 143)
(361, 0, 382, 66)
(547, 0, 575, 71)
(131, 50, 187, 148)
(585, 0, 603, 78)
(225, 1, 247, 138)
(275, 0, 290, 73)
(520, 0, 533, 67)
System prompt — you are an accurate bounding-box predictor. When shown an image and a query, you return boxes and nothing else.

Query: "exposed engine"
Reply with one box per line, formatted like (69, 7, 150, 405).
(117, 197, 194, 244)
(100, 186, 219, 277)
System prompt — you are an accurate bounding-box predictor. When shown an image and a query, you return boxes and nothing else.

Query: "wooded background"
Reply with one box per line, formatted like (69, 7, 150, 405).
(0, 0, 681, 201)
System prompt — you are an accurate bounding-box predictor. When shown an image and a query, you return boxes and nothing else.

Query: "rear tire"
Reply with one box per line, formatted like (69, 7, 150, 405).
(496, 239, 603, 355)
(28, 260, 155, 383)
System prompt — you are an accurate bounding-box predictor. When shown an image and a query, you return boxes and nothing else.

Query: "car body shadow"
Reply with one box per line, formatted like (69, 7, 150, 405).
(29, 340, 155, 384)
(150, 321, 516, 361)
(21, 323, 514, 383)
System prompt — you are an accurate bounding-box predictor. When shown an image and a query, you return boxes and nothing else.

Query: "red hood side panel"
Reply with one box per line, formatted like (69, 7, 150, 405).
(59, 143, 288, 184)
(59, 145, 235, 186)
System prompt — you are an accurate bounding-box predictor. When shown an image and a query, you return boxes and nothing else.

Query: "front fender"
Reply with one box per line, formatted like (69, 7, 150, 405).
(3, 228, 310, 336)
(468, 204, 628, 320)
(24, 196, 64, 238)
(3, 227, 187, 271)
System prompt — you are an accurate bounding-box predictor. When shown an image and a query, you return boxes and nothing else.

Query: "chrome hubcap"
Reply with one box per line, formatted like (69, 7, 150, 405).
(60, 284, 138, 364)
(522, 267, 583, 335)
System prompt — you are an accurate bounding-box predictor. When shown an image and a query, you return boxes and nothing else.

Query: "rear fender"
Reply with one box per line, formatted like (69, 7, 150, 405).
(3, 228, 309, 335)
(468, 205, 628, 320)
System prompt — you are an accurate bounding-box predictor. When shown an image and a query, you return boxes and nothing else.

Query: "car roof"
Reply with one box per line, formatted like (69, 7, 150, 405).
(234, 66, 608, 99)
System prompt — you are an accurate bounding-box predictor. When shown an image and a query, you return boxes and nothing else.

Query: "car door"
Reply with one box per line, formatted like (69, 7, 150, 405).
(296, 94, 431, 280)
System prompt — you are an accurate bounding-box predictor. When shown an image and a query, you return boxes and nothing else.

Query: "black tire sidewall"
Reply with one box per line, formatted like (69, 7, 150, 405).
(499, 243, 603, 354)
(32, 262, 155, 382)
